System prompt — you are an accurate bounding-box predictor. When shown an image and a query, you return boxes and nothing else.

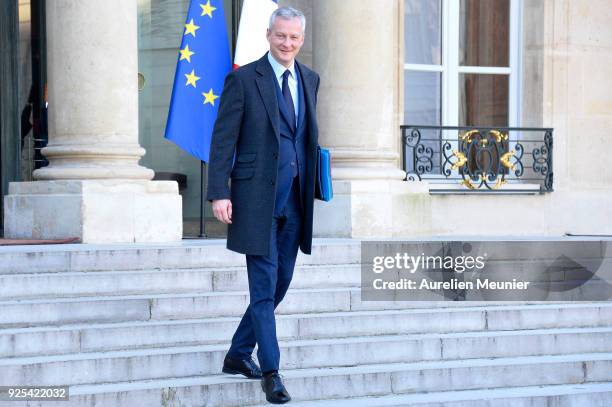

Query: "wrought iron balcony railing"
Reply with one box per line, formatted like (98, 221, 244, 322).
(401, 125, 553, 192)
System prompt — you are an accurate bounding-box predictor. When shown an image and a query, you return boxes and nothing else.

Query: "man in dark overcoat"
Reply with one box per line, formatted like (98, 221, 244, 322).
(206, 6, 319, 404)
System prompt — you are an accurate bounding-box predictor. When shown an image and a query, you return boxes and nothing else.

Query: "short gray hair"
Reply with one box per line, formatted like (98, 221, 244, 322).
(268, 7, 306, 33)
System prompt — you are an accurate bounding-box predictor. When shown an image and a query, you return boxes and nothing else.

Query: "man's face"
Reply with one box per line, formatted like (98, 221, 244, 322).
(266, 17, 304, 67)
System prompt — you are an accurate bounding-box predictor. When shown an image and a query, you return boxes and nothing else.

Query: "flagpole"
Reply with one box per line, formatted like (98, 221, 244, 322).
(232, 0, 240, 50)
(197, 0, 240, 239)
(199, 160, 206, 238)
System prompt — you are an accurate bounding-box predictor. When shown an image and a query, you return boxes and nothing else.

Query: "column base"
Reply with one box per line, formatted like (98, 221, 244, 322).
(4, 180, 183, 243)
(313, 180, 429, 238)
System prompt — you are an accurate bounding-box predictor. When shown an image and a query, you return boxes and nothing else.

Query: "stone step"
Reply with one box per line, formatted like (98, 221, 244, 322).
(3, 329, 612, 386)
(1, 283, 611, 329)
(0, 239, 360, 274)
(249, 382, 612, 407)
(2, 303, 612, 358)
(52, 354, 612, 406)
(0, 264, 360, 300)
(0, 287, 355, 328)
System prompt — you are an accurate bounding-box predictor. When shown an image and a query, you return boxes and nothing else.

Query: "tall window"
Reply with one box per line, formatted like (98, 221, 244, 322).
(404, 0, 521, 127)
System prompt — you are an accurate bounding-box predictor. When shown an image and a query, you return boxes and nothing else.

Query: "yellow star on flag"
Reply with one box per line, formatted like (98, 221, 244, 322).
(179, 44, 195, 62)
(200, 0, 217, 18)
(184, 19, 200, 37)
(202, 88, 220, 106)
(185, 69, 200, 87)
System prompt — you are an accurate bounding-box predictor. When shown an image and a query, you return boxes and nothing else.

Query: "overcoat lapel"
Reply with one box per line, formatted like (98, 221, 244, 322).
(296, 61, 318, 147)
(255, 55, 280, 143)
(296, 64, 306, 130)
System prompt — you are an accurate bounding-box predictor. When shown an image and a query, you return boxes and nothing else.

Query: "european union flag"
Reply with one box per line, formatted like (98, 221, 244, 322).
(164, 0, 231, 162)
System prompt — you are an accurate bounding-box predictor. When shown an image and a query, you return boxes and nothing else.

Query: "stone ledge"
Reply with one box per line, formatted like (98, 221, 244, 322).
(3, 180, 182, 243)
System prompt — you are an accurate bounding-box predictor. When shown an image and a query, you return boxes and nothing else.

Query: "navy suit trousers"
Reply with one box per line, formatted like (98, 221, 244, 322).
(226, 178, 302, 371)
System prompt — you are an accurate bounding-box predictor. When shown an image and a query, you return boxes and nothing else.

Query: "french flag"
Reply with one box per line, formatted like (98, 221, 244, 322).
(233, 0, 278, 69)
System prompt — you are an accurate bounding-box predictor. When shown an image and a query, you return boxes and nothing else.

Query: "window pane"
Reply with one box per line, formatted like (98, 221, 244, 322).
(404, 70, 442, 125)
(459, 0, 510, 67)
(459, 74, 508, 126)
(405, 0, 442, 65)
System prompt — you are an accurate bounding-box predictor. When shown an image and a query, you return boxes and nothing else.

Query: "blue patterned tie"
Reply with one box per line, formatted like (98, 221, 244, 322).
(282, 70, 296, 129)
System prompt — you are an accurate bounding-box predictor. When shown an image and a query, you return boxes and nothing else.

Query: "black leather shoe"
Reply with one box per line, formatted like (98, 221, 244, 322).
(222, 355, 262, 379)
(261, 372, 291, 404)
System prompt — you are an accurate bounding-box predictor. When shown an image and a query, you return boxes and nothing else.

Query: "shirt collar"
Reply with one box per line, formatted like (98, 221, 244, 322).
(267, 51, 296, 81)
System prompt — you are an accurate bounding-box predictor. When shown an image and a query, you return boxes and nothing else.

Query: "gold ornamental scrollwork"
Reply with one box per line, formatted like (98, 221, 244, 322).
(453, 129, 513, 190)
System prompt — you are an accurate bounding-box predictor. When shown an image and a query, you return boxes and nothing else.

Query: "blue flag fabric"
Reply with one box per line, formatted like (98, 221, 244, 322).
(164, 0, 231, 162)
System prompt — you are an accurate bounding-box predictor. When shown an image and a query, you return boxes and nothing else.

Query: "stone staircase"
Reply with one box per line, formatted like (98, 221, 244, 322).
(1, 240, 612, 406)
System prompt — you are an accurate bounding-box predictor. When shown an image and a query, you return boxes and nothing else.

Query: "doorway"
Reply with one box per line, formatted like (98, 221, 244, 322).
(0, 1, 19, 236)
(0, 0, 47, 237)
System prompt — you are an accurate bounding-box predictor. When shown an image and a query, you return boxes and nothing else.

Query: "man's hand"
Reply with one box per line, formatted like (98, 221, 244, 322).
(212, 199, 232, 224)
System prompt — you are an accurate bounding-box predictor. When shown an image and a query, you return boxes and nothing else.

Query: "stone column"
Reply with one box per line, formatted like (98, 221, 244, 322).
(311, 0, 426, 238)
(34, 0, 153, 181)
(3, 0, 182, 242)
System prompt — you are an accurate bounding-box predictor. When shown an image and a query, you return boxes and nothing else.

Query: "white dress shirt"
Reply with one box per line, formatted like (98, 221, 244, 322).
(267, 52, 299, 125)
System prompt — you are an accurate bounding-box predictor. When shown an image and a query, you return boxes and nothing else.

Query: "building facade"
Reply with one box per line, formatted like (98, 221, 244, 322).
(2, 0, 612, 242)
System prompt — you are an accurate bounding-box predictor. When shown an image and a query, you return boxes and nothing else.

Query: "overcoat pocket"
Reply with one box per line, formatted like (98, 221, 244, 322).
(230, 167, 254, 180)
(236, 153, 256, 163)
